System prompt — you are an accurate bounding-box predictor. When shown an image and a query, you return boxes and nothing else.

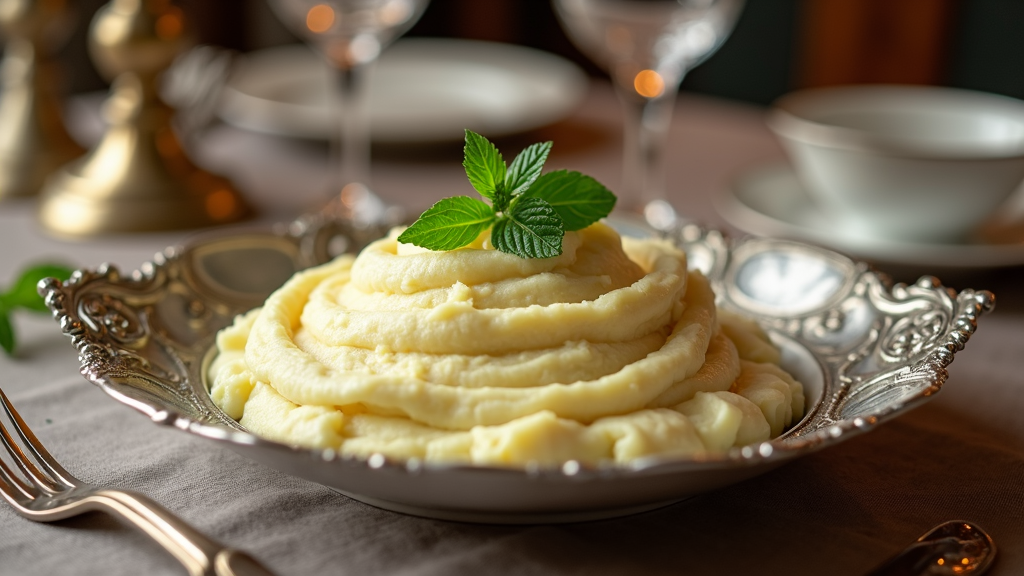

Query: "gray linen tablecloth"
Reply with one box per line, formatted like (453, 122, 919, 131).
(1, 85, 1022, 575)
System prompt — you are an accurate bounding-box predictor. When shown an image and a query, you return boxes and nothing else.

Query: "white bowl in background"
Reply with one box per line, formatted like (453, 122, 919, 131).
(768, 85, 1024, 243)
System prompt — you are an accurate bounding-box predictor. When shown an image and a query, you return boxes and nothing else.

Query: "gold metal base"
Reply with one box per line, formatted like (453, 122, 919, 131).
(38, 160, 250, 236)
(38, 74, 250, 237)
(0, 39, 84, 199)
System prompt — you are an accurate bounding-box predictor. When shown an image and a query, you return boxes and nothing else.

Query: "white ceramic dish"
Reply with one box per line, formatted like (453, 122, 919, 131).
(40, 215, 992, 523)
(717, 164, 1024, 270)
(768, 85, 1024, 243)
(219, 38, 589, 143)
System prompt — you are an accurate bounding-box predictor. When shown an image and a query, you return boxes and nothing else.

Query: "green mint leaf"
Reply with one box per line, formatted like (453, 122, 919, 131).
(463, 130, 506, 201)
(491, 197, 564, 259)
(403, 130, 619, 259)
(3, 264, 75, 313)
(524, 170, 616, 231)
(397, 197, 496, 251)
(493, 186, 512, 214)
(505, 140, 552, 195)
(0, 312, 13, 356)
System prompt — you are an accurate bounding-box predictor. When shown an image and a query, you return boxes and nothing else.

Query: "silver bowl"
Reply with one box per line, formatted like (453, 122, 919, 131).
(39, 216, 993, 523)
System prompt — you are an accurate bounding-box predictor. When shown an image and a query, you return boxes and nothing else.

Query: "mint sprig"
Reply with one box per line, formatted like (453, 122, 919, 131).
(505, 140, 551, 196)
(491, 197, 564, 259)
(463, 130, 506, 204)
(394, 196, 494, 250)
(525, 170, 617, 231)
(0, 263, 75, 356)
(397, 130, 616, 259)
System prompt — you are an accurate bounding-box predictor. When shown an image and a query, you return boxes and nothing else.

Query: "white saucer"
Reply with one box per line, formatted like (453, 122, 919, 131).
(219, 38, 588, 143)
(716, 165, 1024, 269)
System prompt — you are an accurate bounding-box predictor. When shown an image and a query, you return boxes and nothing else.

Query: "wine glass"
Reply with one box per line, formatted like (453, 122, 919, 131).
(267, 0, 429, 223)
(553, 0, 744, 229)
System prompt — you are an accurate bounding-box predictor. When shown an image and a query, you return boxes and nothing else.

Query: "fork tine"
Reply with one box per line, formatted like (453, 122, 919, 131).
(0, 450, 34, 502)
(0, 403, 62, 494)
(0, 389, 77, 490)
(0, 394, 278, 575)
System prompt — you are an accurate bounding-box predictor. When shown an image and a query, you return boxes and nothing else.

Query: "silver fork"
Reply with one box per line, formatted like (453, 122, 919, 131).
(0, 388, 276, 576)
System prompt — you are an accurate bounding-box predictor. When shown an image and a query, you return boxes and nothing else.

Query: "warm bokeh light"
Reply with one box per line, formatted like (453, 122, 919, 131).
(379, 0, 412, 26)
(341, 182, 369, 208)
(206, 189, 237, 220)
(937, 558, 945, 565)
(634, 69, 665, 98)
(155, 9, 183, 40)
(306, 4, 335, 33)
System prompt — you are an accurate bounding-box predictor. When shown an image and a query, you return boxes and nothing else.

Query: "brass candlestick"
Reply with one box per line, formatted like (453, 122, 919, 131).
(0, 0, 84, 198)
(38, 0, 250, 236)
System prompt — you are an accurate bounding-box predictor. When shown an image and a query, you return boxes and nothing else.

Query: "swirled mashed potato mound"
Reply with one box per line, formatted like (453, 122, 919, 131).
(210, 222, 804, 467)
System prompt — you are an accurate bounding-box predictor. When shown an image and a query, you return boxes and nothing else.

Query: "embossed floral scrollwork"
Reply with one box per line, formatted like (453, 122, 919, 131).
(78, 293, 147, 347)
(880, 309, 947, 363)
(805, 308, 846, 339)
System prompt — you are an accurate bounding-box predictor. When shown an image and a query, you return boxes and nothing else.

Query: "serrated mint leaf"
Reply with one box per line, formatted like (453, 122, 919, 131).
(404, 130, 619, 259)
(463, 130, 506, 201)
(397, 197, 496, 251)
(524, 170, 616, 231)
(505, 140, 552, 195)
(491, 197, 564, 259)
(4, 264, 74, 313)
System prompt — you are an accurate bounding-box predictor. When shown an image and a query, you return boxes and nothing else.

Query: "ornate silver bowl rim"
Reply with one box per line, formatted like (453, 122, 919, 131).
(39, 216, 994, 523)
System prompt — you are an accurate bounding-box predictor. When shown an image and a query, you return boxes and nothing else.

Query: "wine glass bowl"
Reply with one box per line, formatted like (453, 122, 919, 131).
(553, 0, 744, 228)
(270, 0, 427, 68)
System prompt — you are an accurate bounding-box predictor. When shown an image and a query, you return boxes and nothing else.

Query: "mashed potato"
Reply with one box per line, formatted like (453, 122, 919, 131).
(210, 222, 804, 467)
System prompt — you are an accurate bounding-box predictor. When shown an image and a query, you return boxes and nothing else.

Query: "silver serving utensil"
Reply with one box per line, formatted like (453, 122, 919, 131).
(867, 520, 996, 576)
(0, 388, 276, 576)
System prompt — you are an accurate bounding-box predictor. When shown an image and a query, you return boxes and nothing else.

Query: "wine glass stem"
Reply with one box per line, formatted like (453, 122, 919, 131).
(334, 61, 374, 193)
(617, 83, 681, 211)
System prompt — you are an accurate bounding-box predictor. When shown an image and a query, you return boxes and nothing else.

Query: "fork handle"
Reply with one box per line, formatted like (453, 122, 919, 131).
(83, 489, 276, 576)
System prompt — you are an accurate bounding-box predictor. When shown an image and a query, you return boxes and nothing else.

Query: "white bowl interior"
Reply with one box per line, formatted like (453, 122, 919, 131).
(775, 86, 1024, 158)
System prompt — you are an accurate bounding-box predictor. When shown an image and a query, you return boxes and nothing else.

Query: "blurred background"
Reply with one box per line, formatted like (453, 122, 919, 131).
(53, 0, 1024, 106)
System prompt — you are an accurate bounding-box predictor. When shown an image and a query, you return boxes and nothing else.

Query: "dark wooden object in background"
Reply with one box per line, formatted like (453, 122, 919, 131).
(796, 0, 957, 87)
(48, 0, 1024, 105)
(178, 0, 249, 50)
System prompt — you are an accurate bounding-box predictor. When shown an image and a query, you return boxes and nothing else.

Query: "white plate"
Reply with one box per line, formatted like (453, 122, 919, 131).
(716, 164, 1024, 269)
(219, 38, 589, 143)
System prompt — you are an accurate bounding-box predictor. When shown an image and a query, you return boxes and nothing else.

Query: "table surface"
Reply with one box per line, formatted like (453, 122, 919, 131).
(1, 82, 1022, 576)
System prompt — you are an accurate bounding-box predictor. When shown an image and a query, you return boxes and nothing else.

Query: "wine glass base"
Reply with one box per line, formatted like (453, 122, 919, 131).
(323, 182, 405, 229)
(643, 199, 680, 232)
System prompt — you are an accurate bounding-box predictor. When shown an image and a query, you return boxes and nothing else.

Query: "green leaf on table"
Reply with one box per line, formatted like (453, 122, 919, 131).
(397, 197, 496, 251)
(463, 129, 507, 204)
(505, 140, 552, 196)
(0, 262, 75, 356)
(2, 264, 75, 312)
(524, 170, 617, 231)
(0, 312, 13, 355)
(491, 197, 564, 259)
